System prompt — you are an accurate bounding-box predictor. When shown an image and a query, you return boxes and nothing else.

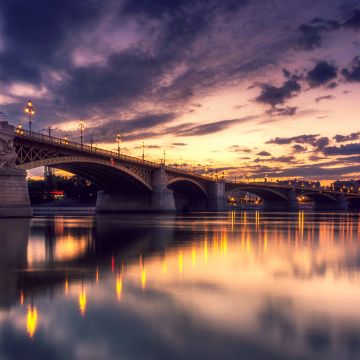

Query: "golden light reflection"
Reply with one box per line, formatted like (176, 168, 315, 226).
(192, 246, 196, 267)
(263, 229, 268, 252)
(141, 268, 146, 290)
(204, 239, 208, 263)
(79, 287, 87, 316)
(179, 251, 183, 273)
(116, 275, 122, 301)
(255, 211, 260, 230)
(27, 305, 37, 338)
(65, 277, 69, 296)
(20, 291, 24, 305)
(162, 257, 167, 274)
(96, 267, 99, 284)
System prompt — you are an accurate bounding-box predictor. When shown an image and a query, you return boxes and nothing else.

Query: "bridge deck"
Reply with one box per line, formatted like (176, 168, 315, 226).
(11, 128, 211, 181)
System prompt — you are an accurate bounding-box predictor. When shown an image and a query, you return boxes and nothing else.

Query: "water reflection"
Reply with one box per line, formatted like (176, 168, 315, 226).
(26, 305, 37, 338)
(0, 212, 360, 358)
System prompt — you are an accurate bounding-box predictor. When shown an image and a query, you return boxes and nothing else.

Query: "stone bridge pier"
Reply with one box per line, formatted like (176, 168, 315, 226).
(206, 181, 226, 211)
(0, 121, 32, 217)
(96, 168, 227, 213)
(311, 193, 348, 211)
(262, 187, 299, 211)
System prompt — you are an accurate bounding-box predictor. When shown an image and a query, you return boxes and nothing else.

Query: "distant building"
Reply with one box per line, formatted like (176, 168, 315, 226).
(333, 180, 360, 192)
(276, 179, 320, 188)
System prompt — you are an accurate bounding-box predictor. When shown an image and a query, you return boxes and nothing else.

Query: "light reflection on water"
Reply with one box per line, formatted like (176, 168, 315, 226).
(0, 212, 360, 359)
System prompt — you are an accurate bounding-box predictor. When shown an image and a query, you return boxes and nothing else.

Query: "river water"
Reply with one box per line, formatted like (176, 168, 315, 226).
(0, 211, 360, 360)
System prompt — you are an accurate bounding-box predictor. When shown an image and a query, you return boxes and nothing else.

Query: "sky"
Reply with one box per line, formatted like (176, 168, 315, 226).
(1, 0, 360, 181)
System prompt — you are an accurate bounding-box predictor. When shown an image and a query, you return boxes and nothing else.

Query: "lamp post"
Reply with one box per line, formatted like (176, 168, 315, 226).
(16, 124, 24, 135)
(163, 149, 166, 165)
(24, 100, 35, 133)
(116, 133, 121, 157)
(79, 121, 85, 147)
(142, 141, 145, 161)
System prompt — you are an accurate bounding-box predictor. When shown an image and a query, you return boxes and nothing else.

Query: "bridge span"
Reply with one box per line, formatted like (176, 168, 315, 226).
(225, 182, 360, 211)
(0, 120, 359, 217)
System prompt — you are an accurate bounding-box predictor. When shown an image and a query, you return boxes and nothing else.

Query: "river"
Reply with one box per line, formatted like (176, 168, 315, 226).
(0, 211, 359, 359)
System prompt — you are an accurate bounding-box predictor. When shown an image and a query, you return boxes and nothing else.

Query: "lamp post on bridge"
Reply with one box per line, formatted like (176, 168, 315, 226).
(116, 133, 121, 157)
(142, 141, 145, 161)
(24, 100, 35, 133)
(79, 121, 85, 147)
(163, 149, 166, 165)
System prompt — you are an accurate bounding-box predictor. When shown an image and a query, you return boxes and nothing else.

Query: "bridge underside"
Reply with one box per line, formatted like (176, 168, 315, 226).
(301, 193, 348, 211)
(54, 163, 150, 193)
(345, 197, 360, 210)
(228, 186, 298, 211)
(168, 179, 208, 212)
(53, 163, 154, 212)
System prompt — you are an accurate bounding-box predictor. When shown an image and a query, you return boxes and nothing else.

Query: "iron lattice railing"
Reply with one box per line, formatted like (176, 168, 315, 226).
(12, 127, 212, 181)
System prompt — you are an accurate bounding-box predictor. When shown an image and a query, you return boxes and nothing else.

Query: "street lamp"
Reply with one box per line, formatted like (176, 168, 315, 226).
(16, 124, 24, 135)
(163, 149, 166, 165)
(116, 132, 121, 156)
(24, 100, 35, 133)
(79, 121, 85, 147)
(142, 141, 145, 161)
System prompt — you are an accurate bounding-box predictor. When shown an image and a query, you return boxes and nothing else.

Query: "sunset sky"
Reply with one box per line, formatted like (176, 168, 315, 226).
(1, 0, 360, 180)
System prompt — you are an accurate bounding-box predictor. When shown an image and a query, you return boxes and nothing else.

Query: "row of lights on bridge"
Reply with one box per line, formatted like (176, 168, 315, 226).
(16, 100, 227, 176)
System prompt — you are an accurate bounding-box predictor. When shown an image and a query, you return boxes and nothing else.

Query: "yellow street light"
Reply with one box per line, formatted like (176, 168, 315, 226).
(116, 132, 121, 156)
(24, 100, 35, 133)
(79, 121, 85, 146)
(16, 124, 24, 135)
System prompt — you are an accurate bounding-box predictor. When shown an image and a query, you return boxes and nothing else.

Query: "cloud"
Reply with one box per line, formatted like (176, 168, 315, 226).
(342, 56, 360, 82)
(297, 17, 340, 50)
(270, 155, 296, 163)
(255, 78, 301, 106)
(343, 9, 360, 29)
(333, 132, 360, 143)
(0, 0, 103, 84)
(315, 136, 330, 150)
(267, 106, 297, 116)
(228, 145, 252, 153)
(296, 9, 360, 51)
(323, 143, 360, 155)
(315, 95, 334, 103)
(171, 142, 187, 146)
(306, 61, 338, 87)
(165, 115, 258, 137)
(292, 144, 307, 152)
(256, 151, 271, 156)
(266, 134, 320, 146)
(58, 112, 176, 142)
(266, 134, 330, 152)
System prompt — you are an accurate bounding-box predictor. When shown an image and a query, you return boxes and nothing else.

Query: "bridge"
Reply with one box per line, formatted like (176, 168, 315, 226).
(0, 120, 359, 217)
(225, 182, 360, 211)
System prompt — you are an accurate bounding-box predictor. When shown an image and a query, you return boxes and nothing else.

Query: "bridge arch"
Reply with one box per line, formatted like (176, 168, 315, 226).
(17, 156, 153, 192)
(167, 177, 208, 212)
(345, 196, 360, 209)
(226, 185, 289, 202)
(301, 192, 337, 203)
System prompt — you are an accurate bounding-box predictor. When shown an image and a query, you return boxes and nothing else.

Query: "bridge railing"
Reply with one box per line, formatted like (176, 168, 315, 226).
(226, 180, 360, 195)
(12, 128, 210, 180)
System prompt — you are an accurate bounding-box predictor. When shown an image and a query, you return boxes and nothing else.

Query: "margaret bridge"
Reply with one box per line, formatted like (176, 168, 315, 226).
(0, 120, 360, 217)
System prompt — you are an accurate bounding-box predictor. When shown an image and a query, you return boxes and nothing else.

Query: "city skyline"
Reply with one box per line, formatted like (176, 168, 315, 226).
(1, 0, 360, 180)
